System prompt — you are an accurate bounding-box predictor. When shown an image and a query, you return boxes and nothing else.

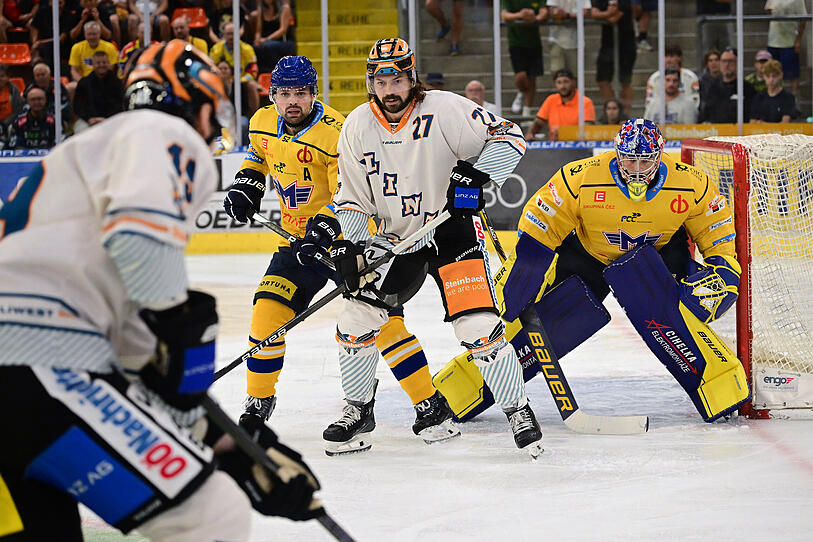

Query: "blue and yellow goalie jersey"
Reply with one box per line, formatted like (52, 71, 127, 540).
(519, 151, 737, 263)
(240, 100, 345, 241)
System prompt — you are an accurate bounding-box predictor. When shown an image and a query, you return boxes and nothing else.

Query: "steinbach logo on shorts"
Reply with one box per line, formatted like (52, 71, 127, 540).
(34, 367, 210, 499)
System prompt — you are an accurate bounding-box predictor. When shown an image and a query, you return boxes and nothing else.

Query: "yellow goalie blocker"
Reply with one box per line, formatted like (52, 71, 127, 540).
(0, 473, 24, 536)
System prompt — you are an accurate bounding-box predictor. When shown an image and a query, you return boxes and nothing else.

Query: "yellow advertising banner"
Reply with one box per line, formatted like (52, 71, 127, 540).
(558, 123, 813, 141)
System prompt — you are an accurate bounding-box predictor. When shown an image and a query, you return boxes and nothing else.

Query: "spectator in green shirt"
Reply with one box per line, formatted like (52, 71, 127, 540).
(501, 0, 548, 117)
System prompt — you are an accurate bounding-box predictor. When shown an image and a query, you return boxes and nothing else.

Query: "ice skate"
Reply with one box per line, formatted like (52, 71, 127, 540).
(412, 390, 461, 444)
(323, 380, 377, 456)
(505, 400, 543, 459)
(238, 395, 276, 438)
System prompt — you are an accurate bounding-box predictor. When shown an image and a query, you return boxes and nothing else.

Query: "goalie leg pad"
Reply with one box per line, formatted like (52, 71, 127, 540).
(603, 244, 750, 422)
(434, 276, 611, 420)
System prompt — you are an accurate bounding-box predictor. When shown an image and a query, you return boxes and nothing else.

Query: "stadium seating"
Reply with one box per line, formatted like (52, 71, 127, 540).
(171, 8, 208, 28)
(0, 43, 32, 65)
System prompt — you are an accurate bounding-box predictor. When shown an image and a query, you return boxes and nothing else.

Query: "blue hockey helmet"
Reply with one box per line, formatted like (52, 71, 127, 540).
(614, 118, 665, 201)
(269, 55, 318, 96)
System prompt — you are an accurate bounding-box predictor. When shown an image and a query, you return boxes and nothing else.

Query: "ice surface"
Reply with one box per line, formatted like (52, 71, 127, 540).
(82, 253, 813, 541)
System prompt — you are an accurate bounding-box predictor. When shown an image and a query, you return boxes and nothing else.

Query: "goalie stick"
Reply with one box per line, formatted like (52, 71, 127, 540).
(479, 210, 649, 435)
(251, 213, 336, 271)
(214, 210, 452, 381)
(201, 396, 357, 542)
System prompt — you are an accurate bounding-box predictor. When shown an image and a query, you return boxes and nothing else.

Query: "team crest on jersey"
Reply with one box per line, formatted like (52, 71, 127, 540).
(274, 179, 313, 208)
(361, 152, 380, 175)
(603, 229, 662, 251)
(401, 194, 422, 216)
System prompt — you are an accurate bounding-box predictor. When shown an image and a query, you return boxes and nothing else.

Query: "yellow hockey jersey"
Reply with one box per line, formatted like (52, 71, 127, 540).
(518, 151, 736, 263)
(240, 100, 344, 240)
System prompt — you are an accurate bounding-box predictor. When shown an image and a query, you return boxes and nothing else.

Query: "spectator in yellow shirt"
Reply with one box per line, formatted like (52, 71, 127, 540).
(210, 21, 259, 83)
(171, 15, 209, 56)
(68, 21, 118, 99)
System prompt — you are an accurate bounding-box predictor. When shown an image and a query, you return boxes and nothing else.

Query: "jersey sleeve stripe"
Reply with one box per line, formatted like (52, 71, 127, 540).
(695, 175, 710, 204)
(335, 207, 371, 243)
(105, 207, 186, 220)
(559, 168, 578, 199)
(102, 217, 187, 243)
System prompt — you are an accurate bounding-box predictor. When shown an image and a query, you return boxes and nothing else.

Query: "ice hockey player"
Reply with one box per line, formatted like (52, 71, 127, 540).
(495, 118, 749, 422)
(222, 55, 459, 445)
(0, 41, 321, 541)
(323, 37, 543, 457)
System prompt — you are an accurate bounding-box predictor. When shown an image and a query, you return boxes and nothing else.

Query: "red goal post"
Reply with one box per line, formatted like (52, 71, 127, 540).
(681, 136, 813, 419)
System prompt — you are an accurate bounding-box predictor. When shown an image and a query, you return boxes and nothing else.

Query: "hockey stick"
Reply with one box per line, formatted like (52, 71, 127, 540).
(251, 213, 336, 270)
(201, 395, 356, 542)
(478, 210, 649, 435)
(214, 210, 452, 381)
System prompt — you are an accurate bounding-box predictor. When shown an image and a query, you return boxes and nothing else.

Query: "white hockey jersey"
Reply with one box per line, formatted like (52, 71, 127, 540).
(334, 90, 526, 248)
(0, 110, 217, 372)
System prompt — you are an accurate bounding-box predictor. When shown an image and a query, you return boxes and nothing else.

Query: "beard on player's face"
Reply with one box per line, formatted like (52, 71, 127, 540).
(377, 92, 411, 114)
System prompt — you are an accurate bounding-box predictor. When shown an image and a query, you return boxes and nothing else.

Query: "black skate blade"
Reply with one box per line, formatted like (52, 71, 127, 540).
(419, 419, 461, 444)
(324, 434, 373, 456)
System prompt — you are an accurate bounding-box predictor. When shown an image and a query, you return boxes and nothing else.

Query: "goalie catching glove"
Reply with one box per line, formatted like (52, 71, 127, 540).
(679, 255, 740, 323)
(139, 290, 218, 411)
(217, 423, 323, 521)
(330, 240, 380, 296)
(224, 168, 266, 223)
(445, 160, 490, 219)
(292, 213, 341, 266)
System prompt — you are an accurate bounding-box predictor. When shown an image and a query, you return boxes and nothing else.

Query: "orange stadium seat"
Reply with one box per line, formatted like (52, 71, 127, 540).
(0, 43, 32, 65)
(172, 8, 208, 28)
(9, 77, 25, 93)
(257, 72, 272, 96)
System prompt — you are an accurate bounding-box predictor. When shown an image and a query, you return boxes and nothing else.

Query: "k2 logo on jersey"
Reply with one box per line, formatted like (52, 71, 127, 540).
(706, 195, 726, 216)
(401, 194, 422, 216)
(670, 194, 689, 214)
(536, 196, 556, 216)
(274, 179, 313, 209)
(603, 229, 662, 251)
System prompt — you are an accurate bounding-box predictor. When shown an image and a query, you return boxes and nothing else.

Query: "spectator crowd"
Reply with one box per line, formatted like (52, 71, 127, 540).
(0, 0, 295, 149)
(0, 0, 809, 149)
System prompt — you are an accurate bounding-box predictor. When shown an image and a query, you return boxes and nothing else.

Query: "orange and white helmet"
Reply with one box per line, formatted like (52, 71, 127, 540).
(366, 38, 416, 93)
(124, 40, 235, 151)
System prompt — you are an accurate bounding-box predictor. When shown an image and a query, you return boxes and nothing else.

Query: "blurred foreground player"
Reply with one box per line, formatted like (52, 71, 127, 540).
(323, 38, 542, 457)
(492, 119, 749, 422)
(0, 41, 321, 541)
(223, 56, 459, 445)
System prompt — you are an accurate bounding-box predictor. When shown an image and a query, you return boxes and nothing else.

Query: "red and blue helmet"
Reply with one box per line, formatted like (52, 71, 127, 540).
(270, 55, 318, 96)
(614, 118, 665, 201)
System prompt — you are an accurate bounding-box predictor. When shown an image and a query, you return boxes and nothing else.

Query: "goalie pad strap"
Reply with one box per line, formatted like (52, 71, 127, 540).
(603, 244, 750, 422)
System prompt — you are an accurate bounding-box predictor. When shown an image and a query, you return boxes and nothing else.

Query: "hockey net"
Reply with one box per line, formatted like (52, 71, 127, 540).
(681, 135, 813, 417)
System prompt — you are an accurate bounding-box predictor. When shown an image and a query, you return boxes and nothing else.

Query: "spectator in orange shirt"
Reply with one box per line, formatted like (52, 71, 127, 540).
(525, 68, 595, 140)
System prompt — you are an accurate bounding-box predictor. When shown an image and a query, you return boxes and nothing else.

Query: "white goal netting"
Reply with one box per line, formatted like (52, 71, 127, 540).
(688, 134, 813, 412)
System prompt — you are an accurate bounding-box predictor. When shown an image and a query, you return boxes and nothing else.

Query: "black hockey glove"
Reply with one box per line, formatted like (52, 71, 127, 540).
(444, 160, 490, 219)
(139, 290, 218, 411)
(217, 423, 323, 521)
(224, 168, 266, 223)
(292, 214, 341, 266)
(330, 239, 379, 296)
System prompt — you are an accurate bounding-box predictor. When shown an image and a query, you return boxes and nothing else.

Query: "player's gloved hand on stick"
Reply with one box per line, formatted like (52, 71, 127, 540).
(679, 255, 740, 323)
(139, 290, 218, 411)
(496, 233, 557, 322)
(330, 239, 379, 296)
(217, 424, 323, 521)
(292, 214, 341, 266)
(224, 169, 266, 223)
(444, 160, 490, 219)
